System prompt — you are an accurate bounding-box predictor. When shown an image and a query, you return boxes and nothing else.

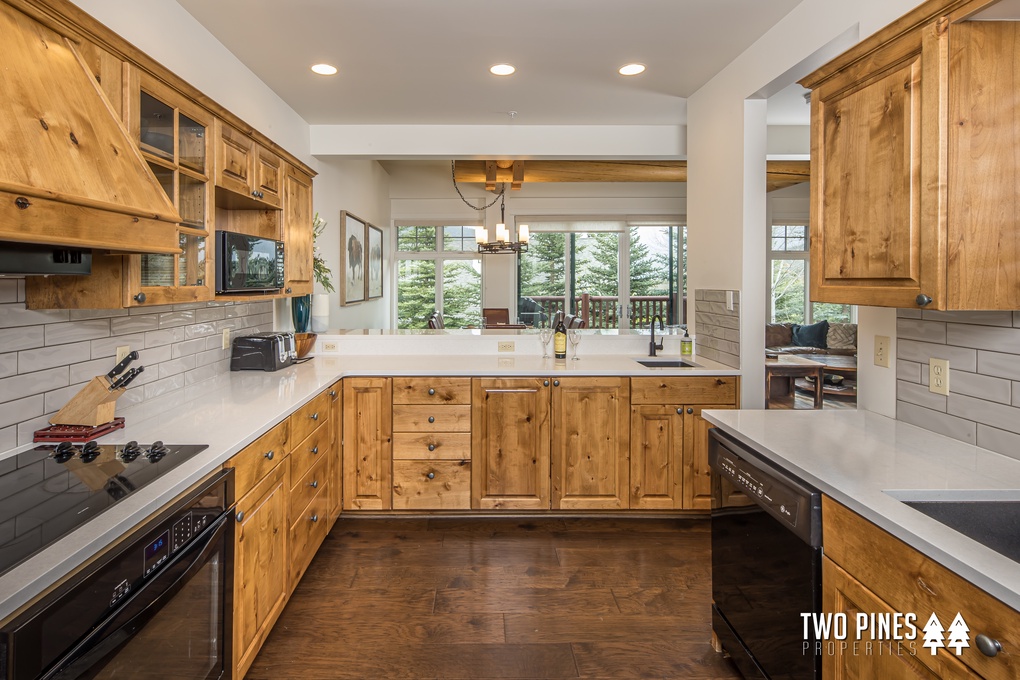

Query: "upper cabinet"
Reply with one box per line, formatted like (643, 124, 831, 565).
(282, 164, 315, 296)
(215, 121, 283, 210)
(802, 0, 1020, 310)
(0, 1, 180, 254)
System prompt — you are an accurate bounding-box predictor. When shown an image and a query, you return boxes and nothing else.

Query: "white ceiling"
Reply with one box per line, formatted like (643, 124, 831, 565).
(176, 0, 804, 126)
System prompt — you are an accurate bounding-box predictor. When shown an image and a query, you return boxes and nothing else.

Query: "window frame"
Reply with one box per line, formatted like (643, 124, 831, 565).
(395, 223, 483, 329)
(767, 220, 856, 324)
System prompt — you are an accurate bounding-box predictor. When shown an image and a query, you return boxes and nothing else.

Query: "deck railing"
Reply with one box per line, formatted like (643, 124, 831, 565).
(524, 294, 685, 329)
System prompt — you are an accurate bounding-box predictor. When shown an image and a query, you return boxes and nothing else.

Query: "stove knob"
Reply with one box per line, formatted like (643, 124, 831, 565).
(54, 441, 77, 463)
(81, 440, 101, 463)
(121, 440, 142, 462)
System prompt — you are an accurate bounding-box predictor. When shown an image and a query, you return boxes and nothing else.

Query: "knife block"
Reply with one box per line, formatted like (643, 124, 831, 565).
(49, 375, 126, 427)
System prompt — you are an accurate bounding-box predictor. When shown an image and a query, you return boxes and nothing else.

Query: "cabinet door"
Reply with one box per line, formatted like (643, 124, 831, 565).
(254, 146, 283, 209)
(215, 120, 255, 198)
(233, 464, 289, 679)
(682, 404, 734, 510)
(809, 28, 942, 308)
(629, 405, 683, 509)
(328, 381, 342, 526)
(551, 378, 629, 510)
(282, 163, 314, 296)
(342, 378, 392, 510)
(823, 557, 976, 680)
(471, 378, 550, 510)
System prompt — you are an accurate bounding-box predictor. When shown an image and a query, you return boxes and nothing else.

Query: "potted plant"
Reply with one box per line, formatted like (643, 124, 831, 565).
(292, 213, 334, 333)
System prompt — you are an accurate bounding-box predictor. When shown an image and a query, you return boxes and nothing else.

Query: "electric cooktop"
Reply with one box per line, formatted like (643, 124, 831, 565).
(0, 441, 208, 577)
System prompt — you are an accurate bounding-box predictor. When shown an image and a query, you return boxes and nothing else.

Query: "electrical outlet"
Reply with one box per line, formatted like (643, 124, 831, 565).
(874, 335, 890, 368)
(222, 329, 231, 350)
(323, 342, 338, 353)
(115, 345, 131, 363)
(929, 358, 950, 396)
(497, 341, 515, 353)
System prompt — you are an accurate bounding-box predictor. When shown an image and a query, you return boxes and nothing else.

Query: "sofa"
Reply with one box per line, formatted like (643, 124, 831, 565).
(766, 321, 857, 357)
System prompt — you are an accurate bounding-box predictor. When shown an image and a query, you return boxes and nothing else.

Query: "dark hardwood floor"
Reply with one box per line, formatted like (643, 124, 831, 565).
(246, 517, 742, 679)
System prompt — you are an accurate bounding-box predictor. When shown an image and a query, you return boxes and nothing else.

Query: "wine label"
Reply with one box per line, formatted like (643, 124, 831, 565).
(554, 332, 567, 357)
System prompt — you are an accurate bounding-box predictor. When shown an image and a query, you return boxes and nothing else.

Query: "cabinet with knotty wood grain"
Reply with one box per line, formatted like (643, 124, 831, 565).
(343, 378, 393, 510)
(802, 0, 1020, 310)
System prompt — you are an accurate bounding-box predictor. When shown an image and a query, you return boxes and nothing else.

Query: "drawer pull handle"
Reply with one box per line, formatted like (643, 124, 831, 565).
(427, 472, 435, 479)
(310, 480, 318, 489)
(310, 514, 319, 523)
(235, 511, 244, 523)
(311, 446, 319, 455)
(311, 412, 319, 421)
(916, 577, 937, 597)
(428, 444, 436, 451)
(428, 388, 435, 395)
(265, 450, 274, 460)
(976, 634, 1002, 657)
(428, 416, 435, 423)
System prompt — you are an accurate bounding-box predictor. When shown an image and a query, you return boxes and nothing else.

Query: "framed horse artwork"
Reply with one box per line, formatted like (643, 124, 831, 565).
(340, 210, 367, 305)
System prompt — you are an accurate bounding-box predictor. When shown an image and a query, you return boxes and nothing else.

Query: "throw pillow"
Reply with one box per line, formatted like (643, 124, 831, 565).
(765, 323, 792, 347)
(827, 323, 857, 350)
(791, 320, 829, 349)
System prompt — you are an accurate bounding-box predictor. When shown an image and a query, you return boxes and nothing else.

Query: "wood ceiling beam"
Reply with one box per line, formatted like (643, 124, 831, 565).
(454, 160, 810, 191)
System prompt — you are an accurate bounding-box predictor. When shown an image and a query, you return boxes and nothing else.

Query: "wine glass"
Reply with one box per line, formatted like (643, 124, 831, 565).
(539, 327, 554, 359)
(568, 329, 582, 361)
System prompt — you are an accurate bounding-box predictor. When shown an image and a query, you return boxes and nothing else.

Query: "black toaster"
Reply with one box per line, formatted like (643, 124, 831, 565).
(230, 332, 297, 371)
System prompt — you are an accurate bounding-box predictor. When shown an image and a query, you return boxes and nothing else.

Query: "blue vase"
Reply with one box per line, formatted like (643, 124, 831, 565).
(291, 294, 311, 332)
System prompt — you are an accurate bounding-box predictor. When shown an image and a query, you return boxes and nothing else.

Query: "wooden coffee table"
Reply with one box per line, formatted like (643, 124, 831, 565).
(765, 355, 824, 409)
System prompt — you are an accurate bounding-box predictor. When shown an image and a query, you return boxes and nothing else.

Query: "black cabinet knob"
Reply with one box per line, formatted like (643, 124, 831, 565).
(15, 196, 31, 210)
(235, 511, 244, 523)
(428, 416, 435, 423)
(428, 444, 436, 451)
(310, 514, 319, 523)
(310, 480, 318, 489)
(553, 380, 560, 387)
(916, 293, 933, 307)
(676, 408, 683, 415)
(543, 380, 549, 386)
(975, 634, 1002, 657)
(330, 390, 337, 397)
(687, 408, 694, 414)
(133, 292, 146, 303)
(428, 388, 436, 396)
(286, 287, 293, 294)
(427, 472, 435, 479)
(265, 450, 274, 460)
(311, 412, 319, 421)
(311, 446, 319, 454)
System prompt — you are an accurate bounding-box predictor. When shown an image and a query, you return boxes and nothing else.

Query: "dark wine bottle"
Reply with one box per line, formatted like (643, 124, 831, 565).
(554, 317, 567, 359)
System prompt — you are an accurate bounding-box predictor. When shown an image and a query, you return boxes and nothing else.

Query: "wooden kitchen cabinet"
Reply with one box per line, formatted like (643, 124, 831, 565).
(288, 387, 332, 592)
(802, 1, 1020, 310)
(471, 378, 551, 510)
(343, 378, 393, 510)
(282, 163, 314, 296)
(328, 381, 342, 528)
(551, 378, 630, 510)
(630, 377, 739, 510)
(824, 496, 1020, 680)
(232, 463, 289, 680)
(215, 120, 283, 209)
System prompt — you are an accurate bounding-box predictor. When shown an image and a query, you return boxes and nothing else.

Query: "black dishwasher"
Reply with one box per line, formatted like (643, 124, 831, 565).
(710, 428, 822, 680)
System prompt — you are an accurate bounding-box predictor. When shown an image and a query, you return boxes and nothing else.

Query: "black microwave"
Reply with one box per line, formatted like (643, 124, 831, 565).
(216, 232, 285, 293)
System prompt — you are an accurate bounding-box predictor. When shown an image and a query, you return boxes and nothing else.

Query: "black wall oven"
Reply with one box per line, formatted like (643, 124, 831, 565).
(710, 429, 822, 680)
(1, 469, 234, 680)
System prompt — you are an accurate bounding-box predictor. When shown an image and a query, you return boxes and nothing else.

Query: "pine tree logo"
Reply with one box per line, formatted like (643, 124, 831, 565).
(922, 613, 946, 655)
(947, 613, 970, 655)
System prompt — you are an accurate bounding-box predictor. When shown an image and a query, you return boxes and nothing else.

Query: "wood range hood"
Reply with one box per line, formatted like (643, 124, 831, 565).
(454, 159, 810, 192)
(0, 1, 181, 255)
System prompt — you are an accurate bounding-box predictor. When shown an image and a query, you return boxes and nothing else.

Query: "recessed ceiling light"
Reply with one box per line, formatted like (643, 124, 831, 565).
(490, 64, 516, 76)
(311, 63, 338, 76)
(619, 63, 646, 76)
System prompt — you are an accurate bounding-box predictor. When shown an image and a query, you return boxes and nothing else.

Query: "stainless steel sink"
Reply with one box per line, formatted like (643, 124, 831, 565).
(886, 490, 1020, 563)
(633, 358, 698, 368)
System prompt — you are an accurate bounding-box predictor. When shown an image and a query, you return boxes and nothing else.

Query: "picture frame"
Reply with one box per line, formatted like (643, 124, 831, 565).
(366, 224, 383, 299)
(340, 210, 366, 305)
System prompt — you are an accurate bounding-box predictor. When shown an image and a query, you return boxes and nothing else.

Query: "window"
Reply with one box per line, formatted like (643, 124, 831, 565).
(396, 225, 481, 329)
(768, 222, 854, 324)
(518, 222, 685, 328)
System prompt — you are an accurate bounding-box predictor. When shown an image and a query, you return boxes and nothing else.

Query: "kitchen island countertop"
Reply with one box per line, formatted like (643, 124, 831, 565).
(0, 351, 735, 621)
(702, 408, 1020, 612)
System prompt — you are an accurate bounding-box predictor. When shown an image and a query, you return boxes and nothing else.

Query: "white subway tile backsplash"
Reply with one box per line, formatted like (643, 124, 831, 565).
(185, 322, 217, 340)
(946, 323, 1020, 353)
(195, 348, 227, 367)
(0, 367, 69, 402)
(0, 395, 44, 429)
(44, 319, 111, 346)
(138, 344, 173, 365)
(0, 325, 45, 353)
(224, 304, 249, 318)
(91, 333, 146, 359)
(111, 314, 159, 335)
(144, 327, 186, 348)
(172, 338, 206, 358)
(18, 344, 90, 374)
(68, 357, 117, 384)
(157, 355, 197, 379)
(0, 305, 68, 328)
(158, 311, 196, 328)
(196, 307, 226, 323)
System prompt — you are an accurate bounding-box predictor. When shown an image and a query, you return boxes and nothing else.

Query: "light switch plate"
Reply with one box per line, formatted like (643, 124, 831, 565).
(115, 345, 131, 363)
(929, 358, 950, 396)
(874, 335, 890, 368)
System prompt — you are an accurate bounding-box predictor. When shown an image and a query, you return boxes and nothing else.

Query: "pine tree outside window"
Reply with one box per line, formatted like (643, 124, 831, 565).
(396, 224, 481, 329)
(768, 222, 855, 324)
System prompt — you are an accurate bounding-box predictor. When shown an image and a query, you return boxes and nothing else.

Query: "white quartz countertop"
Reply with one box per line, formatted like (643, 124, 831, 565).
(0, 351, 735, 621)
(702, 409, 1020, 611)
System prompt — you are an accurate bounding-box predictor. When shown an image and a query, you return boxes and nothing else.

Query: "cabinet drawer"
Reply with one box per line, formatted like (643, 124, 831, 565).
(291, 390, 331, 444)
(289, 423, 329, 484)
(392, 460, 471, 510)
(392, 432, 471, 460)
(289, 485, 329, 589)
(631, 377, 737, 405)
(392, 378, 471, 405)
(824, 496, 1020, 680)
(392, 404, 471, 432)
(225, 420, 289, 499)
(290, 453, 328, 521)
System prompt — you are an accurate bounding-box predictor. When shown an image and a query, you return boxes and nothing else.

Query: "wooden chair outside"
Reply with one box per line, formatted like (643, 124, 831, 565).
(482, 307, 511, 327)
(427, 311, 445, 329)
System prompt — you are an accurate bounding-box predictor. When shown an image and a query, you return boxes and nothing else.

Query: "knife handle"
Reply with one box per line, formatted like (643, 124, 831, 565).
(117, 365, 144, 389)
(106, 351, 139, 381)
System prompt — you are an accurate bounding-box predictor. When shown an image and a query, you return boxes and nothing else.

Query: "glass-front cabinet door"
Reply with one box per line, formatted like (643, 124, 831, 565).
(128, 72, 214, 305)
